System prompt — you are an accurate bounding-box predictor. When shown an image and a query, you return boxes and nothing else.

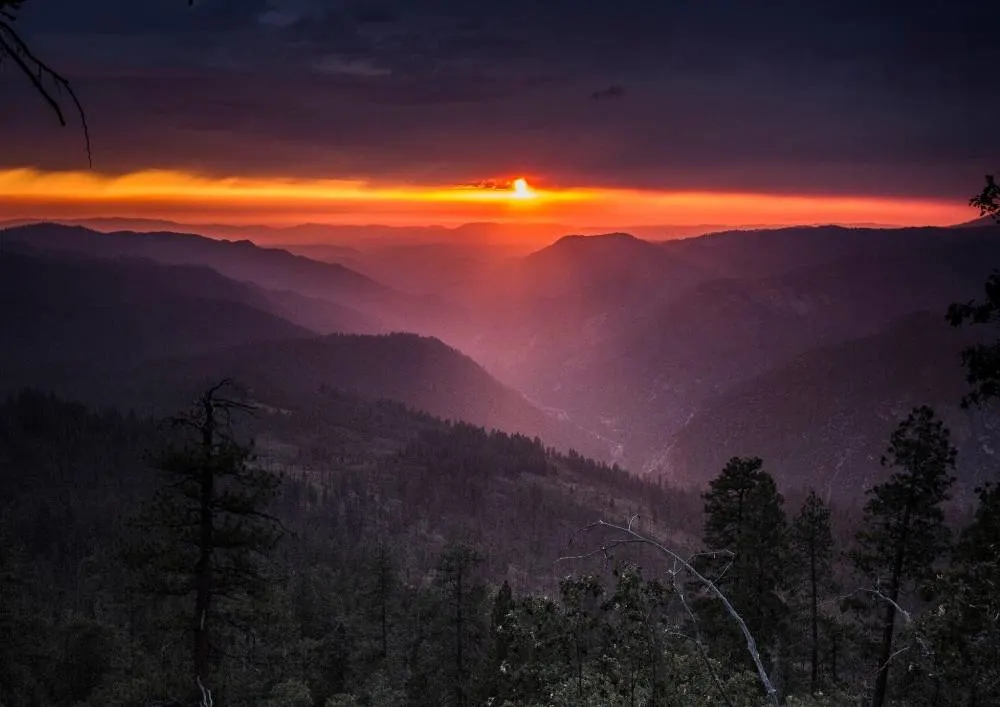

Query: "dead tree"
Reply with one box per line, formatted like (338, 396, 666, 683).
(559, 515, 780, 707)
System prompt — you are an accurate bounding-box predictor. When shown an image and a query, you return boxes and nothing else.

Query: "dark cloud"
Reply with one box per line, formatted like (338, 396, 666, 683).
(591, 86, 625, 101)
(3, 0, 998, 199)
(347, 3, 398, 25)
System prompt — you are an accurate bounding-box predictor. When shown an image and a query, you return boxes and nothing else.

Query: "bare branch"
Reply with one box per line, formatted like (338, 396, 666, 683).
(673, 573, 737, 707)
(836, 582, 912, 625)
(838, 580, 937, 690)
(0, 18, 91, 165)
(196, 676, 213, 707)
(872, 645, 911, 685)
(868, 584, 912, 626)
(558, 519, 780, 706)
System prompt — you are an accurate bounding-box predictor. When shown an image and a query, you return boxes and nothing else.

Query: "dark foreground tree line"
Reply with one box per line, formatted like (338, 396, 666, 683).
(2, 383, 997, 707)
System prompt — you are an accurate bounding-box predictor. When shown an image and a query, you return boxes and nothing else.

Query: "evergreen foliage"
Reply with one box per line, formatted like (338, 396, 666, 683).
(789, 491, 836, 694)
(0, 387, 994, 707)
(851, 406, 956, 707)
(699, 457, 790, 676)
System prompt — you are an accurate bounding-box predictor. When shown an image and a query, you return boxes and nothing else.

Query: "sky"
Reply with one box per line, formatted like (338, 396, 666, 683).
(1, 0, 996, 231)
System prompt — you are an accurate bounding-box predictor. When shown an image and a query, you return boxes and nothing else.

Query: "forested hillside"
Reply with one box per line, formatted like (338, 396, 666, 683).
(3, 375, 998, 706)
(0, 249, 312, 380)
(463, 225, 1000, 494)
(0, 388, 702, 705)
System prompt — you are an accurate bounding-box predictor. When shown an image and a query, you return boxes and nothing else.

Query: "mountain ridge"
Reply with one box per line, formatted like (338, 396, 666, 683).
(0, 249, 314, 385)
(662, 312, 994, 500)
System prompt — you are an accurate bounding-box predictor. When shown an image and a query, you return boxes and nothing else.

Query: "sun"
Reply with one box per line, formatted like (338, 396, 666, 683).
(511, 177, 536, 199)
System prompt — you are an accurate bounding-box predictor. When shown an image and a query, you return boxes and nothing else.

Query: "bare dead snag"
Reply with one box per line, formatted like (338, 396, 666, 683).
(558, 515, 780, 706)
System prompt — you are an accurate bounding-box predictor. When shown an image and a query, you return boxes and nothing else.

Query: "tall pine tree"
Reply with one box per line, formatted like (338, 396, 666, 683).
(789, 490, 835, 694)
(434, 544, 487, 707)
(129, 381, 284, 701)
(916, 483, 1000, 705)
(700, 456, 789, 677)
(852, 406, 955, 707)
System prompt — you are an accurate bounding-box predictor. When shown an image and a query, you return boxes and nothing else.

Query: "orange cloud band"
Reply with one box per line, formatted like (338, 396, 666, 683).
(0, 168, 972, 229)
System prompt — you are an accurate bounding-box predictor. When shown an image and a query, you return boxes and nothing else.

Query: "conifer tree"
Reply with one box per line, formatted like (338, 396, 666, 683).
(490, 579, 513, 666)
(851, 406, 955, 707)
(358, 540, 397, 664)
(970, 174, 1000, 223)
(434, 544, 487, 707)
(700, 457, 789, 673)
(947, 187, 1000, 407)
(129, 381, 284, 701)
(601, 563, 670, 704)
(916, 483, 1000, 705)
(559, 574, 605, 704)
(790, 490, 835, 694)
(946, 271, 1000, 406)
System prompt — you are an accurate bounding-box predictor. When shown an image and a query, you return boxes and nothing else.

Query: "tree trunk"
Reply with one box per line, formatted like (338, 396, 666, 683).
(871, 590, 898, 707)
(193, 394, 216, 688)
(379, 542, 388, 659)
(810, 543, 818, 693)
(576, 625, 583, 702)
(831, 630, 838, 684)
(871, 506, 910, 707)
(455, 563, 464, 707)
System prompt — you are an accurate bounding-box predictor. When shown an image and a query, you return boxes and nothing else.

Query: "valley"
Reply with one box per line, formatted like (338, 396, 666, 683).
(4, 217, 999, 707)
(4, 219, 999, 503)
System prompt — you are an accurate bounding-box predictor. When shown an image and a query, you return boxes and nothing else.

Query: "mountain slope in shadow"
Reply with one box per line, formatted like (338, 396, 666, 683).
(1, 249, 313, 384)
(1, 223, 459, 336)
(467, 226, 1000, 479)
(1, 249, 602, 459)
(662, 313, 995, 500)
(98, 333, 606, 459)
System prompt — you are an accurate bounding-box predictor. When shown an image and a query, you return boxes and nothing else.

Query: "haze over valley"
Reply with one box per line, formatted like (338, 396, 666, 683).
(6, 219, 998, 504)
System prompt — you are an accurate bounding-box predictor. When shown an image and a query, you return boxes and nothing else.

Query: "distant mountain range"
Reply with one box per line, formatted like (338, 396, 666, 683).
(953, 214, 999, 228)
(0, 222, 466, 339)
(5, 219, 1000, 502)
(0, 234, 601, 458)
(1, 248, 311, 380)
(2, 223, 392, 306)
(1, 216, 906, 251)
(457, 224, 1000, 500)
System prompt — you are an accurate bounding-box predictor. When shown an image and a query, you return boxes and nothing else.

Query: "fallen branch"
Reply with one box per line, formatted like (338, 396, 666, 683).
(558, 515, 780, 706)
(673, 573, 737, 707)
(196, 676, 213, 707)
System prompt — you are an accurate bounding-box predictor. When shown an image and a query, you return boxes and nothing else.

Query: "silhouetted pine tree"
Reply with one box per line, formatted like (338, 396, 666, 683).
(699, 456, 789, 677)
(914, 483, 1000, 705)
(128, 381, 284, 701)
(851, 406, 955, 707)
(790, 490, 836, 694)
(434, 544, 487, 707)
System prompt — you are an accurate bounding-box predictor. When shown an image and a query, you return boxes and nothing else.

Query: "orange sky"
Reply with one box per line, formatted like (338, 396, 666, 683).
(0, 168, 973, 233)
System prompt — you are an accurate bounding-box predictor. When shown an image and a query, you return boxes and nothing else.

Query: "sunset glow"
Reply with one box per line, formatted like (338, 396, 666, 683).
(0, 168, 972, 233)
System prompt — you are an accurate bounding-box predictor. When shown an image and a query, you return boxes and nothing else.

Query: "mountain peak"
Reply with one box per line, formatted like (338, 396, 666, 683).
(953, 214, 1000, 228)
(527, 232, 663, 266)
(551, 232, 642, 247)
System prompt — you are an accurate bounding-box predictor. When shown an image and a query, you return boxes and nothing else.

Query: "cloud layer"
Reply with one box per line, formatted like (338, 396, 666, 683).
(2, 0, 996, 200)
